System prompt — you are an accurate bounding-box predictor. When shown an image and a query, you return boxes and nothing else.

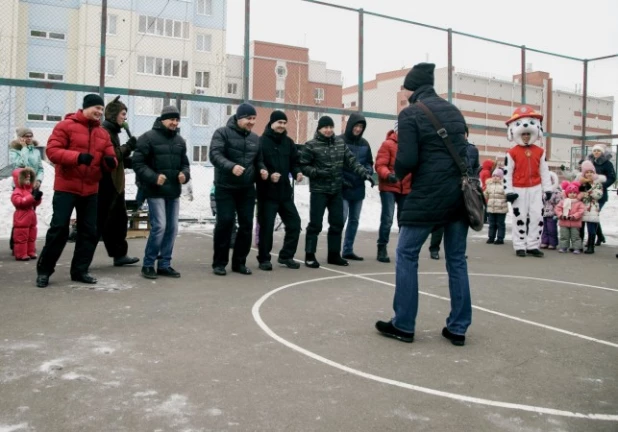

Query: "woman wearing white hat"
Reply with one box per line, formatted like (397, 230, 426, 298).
(586, 144, 616, 246)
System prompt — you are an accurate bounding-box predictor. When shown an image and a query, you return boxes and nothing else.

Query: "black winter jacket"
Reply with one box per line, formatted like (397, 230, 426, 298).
(395, 85, 468, 226)
(340, 112, 374, 201)
(257, 126, 301, 201)
(466, 141, 480, 178)
(587, 151, 616, 204)
(209, 116, 266, 190)
(132, 119, 191, 199)
(300, 131, 368, 194)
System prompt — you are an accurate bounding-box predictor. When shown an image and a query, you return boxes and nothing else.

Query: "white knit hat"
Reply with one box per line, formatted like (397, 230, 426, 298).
(591, 144, 606, 152)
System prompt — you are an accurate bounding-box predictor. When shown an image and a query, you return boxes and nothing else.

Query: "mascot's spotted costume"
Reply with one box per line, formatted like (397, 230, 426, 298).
(503, 106, 552, 257)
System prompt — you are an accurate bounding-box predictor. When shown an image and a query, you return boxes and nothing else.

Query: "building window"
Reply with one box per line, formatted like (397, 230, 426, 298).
(196, 33, 212, 52)
(28, 71, 64, 81)
(193, 107, 209, 126)
(106, 57, 116, 76)
(193, 145, 208, 162)
(197, 0, 213, 15)
(138, 15, 189, 39)
(27, 113, 62, 122)
(30, 30, 66, 40)
(276, 89, 285, 100)
(107, 14, 117, 35)
(135, 97, 187, 117)
(275, 65, 287, 78)
(314, 88, 324, 102)
(195, 71, 210, 88)
(137, 56, 188, 78)
(226, 105, 233, 116)
(227, 83, 238, 95)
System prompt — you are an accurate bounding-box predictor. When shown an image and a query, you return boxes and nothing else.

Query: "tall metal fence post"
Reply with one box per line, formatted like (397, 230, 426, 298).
(447, 28, 453, 103)
(520, 45, 526, 104)
(358, 8, 364, 111)
(581, 59, 588, 157)
(243, 0, 251, 102)
(99, 0, 108, 98)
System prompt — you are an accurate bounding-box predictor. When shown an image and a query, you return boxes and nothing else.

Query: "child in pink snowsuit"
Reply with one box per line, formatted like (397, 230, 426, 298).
(11, 167, 43, 260)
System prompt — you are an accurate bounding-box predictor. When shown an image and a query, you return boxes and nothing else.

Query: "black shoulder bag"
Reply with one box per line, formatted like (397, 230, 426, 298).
(415, 101, 485, 231)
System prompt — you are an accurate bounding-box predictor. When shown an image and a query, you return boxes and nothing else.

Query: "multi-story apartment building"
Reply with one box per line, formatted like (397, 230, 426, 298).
(1, 0, 227, 167)
(343, 67, 614, 168)
(227, 41, 343, 144)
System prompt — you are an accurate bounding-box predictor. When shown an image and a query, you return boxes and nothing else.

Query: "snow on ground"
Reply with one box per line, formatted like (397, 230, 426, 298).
(1, 161, 617, 245)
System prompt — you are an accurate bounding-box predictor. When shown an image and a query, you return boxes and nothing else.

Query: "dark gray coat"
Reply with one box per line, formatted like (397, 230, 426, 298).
(340, 112, 374, 201)
(209, 116, 266, 190)
(395, 85, 468, 226)
(587, 151, 616, 204)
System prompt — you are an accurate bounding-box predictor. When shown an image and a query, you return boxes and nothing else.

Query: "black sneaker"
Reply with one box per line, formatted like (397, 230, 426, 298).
(516, 249, 526, 257)
(277, 258, 300, 269)
(526, 249, 544, 258)
(36, 274, 49, 288)
(114, 256, 140, 267)
(258, 262, 273, 271)
(71, 273, 97, 284)
(305, 253, 320, 269)
(375, 320, 414, 343)
(213, 266, 227, 276)
(430, 251, 440, 260)
(486, 238, 494, 244)
(494, 239, 504, 245)
(141, 266, 157, 279)
(232, 265, 252, 275)
(342, 253, 364, 261)
(442, 327, 465, 346)
(157, 267, 181, 278)
(327, 254, 349, 266)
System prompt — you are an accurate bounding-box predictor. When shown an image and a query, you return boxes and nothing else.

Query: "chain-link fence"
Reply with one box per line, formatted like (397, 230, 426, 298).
(0, 0, 616, 222)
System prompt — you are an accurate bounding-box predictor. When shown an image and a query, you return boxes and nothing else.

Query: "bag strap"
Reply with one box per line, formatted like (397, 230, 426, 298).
(415, 101, 468, 177)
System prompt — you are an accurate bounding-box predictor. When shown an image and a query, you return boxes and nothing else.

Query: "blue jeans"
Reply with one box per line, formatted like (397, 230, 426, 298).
(393, 220, 472, 335)
(342, 199, 363, 255)
(143, 197, 179, 268)
(377, 192, 407, 246)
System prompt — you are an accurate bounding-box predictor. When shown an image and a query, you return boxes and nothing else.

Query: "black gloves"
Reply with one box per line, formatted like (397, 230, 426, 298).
(365, 174, 376, 188)
(544, 191, 552, 202)
(387, 173, 398, 184)
(32, 189, 43, 201)
(77, 153, 94, 166)
(506, 193, 519, 204)
(103, 156, 117, 169)
(126, 136, 137, 151)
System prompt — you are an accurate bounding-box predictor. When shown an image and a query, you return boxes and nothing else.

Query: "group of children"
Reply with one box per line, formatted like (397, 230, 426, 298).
(483, 160, 606, 254)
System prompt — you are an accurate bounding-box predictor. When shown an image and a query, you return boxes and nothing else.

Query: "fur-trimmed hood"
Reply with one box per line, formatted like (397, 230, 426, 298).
(12, 167, 36, 188)
(587, 150, 613, 165)
(10, 140, 40, 151)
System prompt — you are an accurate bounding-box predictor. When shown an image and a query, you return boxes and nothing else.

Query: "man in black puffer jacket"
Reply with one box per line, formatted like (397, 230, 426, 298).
(300, 115, 374, 268)
(256, 110, 303, 271)
(209, 103, 268, 276)
(375, 63, 472, 347)
(340, 112, 374, 261)
(132, 105, 191, 280)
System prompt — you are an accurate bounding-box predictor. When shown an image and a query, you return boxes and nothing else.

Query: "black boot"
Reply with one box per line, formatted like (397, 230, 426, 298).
(377, 245, 390, 263)
(305, 253, 320, 268)
(327, 252, 349, 266)
(585, 234, 595, 254)
(596, 225, 605, 245)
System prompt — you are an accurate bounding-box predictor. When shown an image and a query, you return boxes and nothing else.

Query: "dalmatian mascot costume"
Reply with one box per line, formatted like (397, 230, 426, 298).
(503, 106, 552, 257)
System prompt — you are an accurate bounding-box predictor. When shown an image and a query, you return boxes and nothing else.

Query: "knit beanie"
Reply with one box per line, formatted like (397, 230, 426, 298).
(16, 127, 33, 138)
(403, 63, 435, 91)
(561, 181, 580, 196)
(236, 103, 257, 120)
(83, 93, 105, 109)
(581, 160, 596, 174)
(160, 105, 180, 121)
(269, 110, 288, 125)
(317, 115, 335, 130)
(591, 144, 606, 153)
(492, 168, 504, 178)
(105, 96, 128, 122)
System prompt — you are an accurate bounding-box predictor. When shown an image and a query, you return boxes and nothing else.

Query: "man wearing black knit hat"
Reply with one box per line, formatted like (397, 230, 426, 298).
(255, 110, 303, 271)
(95, 96, 140, 268)
(375, 62, 473, 347)
(209, 103, 268, 276)
(132, 105, 191, 280)
(36, 93, 117, 288)
(299, 115, 374, 268)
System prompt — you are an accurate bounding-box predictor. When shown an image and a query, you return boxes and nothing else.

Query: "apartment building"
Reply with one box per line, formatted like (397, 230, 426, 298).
(343, 67, 614, 168)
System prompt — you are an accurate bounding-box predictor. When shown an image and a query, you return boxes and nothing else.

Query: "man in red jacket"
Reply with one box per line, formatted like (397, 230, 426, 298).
(36, 94, 117, 288)
(374, 122, 412, 263)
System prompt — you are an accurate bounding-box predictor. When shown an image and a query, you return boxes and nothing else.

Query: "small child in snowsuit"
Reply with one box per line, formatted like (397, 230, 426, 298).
(554, 181, 585, 254)
(578, 161, 605, 254)
(11, 167, 43, 261)
(540, 172, 562, 249)
(483, 168, 508, 244)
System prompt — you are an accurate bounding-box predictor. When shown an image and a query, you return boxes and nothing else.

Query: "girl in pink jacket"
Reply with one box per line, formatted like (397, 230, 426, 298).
(554, 181, 585, 254)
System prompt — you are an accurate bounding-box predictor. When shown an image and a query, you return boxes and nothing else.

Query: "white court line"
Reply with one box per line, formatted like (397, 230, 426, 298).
(251, 274, 618, 421)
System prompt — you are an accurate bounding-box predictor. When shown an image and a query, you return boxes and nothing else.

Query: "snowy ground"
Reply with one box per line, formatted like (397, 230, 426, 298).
(1, 162, 617, 245)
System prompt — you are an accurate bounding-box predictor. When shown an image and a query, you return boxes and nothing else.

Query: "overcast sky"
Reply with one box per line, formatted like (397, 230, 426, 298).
(225, 0, 618, 136)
